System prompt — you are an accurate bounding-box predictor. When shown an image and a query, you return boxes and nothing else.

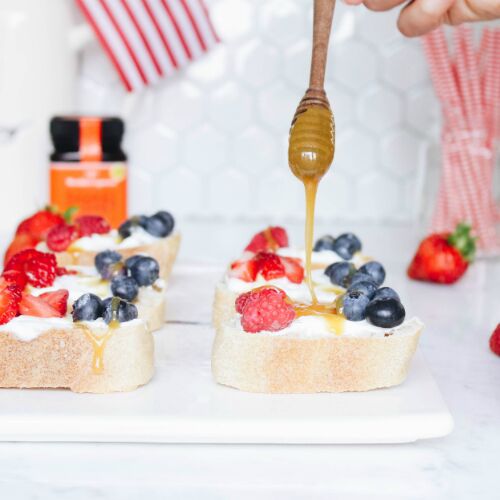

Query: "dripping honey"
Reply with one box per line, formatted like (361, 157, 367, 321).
(288, 106, 335, 304)
(293, 302, 344, 335)
(80, 297, 120, 374)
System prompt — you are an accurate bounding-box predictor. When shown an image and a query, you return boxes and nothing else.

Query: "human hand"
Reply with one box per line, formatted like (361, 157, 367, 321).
(343, 0, 500, 37)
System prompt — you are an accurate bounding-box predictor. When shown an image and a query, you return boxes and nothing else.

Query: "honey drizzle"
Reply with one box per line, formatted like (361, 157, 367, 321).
(80, 297, 120, 374)
(293, 302, 345, 335)
(288, 106, 335, 305)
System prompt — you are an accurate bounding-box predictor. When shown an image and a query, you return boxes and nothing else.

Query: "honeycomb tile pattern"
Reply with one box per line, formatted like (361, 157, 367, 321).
(76, 0, 445, 223)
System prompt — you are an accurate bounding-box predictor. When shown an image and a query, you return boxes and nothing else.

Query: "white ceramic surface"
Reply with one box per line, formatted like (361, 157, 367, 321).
(0, 323, 451, 444)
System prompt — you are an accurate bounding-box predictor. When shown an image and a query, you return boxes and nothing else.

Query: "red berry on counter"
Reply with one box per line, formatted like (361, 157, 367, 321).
(5, 249, 57, 288)
(16, 209, 65, 241)
(489, 324, 500, 356)
(238, 286, 295, 333)
(46, 224, 78, 252)
(38, 289, 69, 316)
(74, 215, 110, 237)
(0, 282, 22, 325)
(408, 223, 476, 284)
(245, 226, 289, 253)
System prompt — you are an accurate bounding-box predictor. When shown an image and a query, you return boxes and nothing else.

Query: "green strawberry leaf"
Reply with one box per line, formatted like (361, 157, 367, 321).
(63, 206, 79, 223)
(448, 223, 476, 262)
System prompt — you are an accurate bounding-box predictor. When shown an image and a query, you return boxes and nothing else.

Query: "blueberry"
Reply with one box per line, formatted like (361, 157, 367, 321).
(366, 298, 405, 328)
(350, 272, 378, 288)
(102, 297, 138, 324)
(95, 250, 124, 280)
(152, 211, 174, 235)
(348, 279, 378, 299)
(124, 255, 143, 272)
(111, 275, 139, 301)
(339, 291, 370, 321)
(358, 261, 386, 286)
(314, 235, 335, 252)
(72, 293, 104, 322)
(143, 211, 174, 238)
(373, 287, 400, 302)
(332, 233, 362, 260)
(128, 256, 160, 286)
(324, 262, 355, 287)
(118, 216, 148, 238)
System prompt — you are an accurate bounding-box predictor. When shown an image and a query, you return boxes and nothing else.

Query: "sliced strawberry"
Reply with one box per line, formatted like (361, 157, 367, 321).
(245, 226, 289, 253)
(5, 249, 57, 288)
(74, 215, 110, 237)
(4, 233, 38, 266)
(0, 283, 22, 325)
(254, 252, 285, 280)
(16, 210, 65, 240)
(46, 224, 78, 252)
(55, 266, 76, 277)
(1, 270, 28, 290)
(229, 259, 258, 282)
(39, 289, 69, 316)
(19, 294, 62, 318)
(281, 256, 304, 284)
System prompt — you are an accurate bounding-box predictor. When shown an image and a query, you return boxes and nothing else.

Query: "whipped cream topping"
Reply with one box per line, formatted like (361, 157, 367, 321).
(71, 226, 160, 251)
(225, 268, 342, 304)
(31, 268, 166, 308)
(231, 315, 423, 339)
(0, 316, 143, 342)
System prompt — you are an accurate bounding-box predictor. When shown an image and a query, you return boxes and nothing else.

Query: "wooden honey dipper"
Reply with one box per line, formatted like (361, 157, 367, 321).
(288, 0, 336, 304)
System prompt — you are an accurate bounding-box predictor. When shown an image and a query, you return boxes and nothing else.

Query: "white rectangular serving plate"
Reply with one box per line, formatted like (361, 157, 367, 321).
(0, 323, 453, 444)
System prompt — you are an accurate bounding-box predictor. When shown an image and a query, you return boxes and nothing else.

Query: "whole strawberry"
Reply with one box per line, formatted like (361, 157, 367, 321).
(490, 324, 500, 356)
(408, 223, 476, 284)
(16, 209, 65, 241)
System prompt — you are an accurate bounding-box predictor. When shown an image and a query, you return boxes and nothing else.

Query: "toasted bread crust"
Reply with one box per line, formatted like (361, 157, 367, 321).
(0, 321, 154, 393)
(212, 323, 421, 393)
(55, 233, 181, 281)
(212, 282, 238, 330)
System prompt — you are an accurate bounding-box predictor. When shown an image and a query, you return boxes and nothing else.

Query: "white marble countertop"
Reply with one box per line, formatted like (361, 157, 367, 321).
(0, 222, 499, 499)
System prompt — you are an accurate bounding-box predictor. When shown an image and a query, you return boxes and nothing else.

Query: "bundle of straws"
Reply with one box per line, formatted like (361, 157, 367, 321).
(423, 26, 500, 254)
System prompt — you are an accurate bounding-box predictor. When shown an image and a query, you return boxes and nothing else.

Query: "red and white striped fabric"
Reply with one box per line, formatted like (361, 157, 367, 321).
(77, 0, 219, 92)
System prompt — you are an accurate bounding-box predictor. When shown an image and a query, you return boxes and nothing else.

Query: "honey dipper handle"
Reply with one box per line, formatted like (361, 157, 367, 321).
(309, 0, 336, 91)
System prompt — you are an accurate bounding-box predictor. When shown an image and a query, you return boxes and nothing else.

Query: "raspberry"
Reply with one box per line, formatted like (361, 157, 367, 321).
(489, 324, 500, 356)
(46, 224, 78, 252)
(1, 270, 28, 290)
(235, 290, 252, 313)
(5, 249, 57, 288)
(254, 252, 285, 280)
(74, 215, 110, 237)
(239, 287, 295, 333)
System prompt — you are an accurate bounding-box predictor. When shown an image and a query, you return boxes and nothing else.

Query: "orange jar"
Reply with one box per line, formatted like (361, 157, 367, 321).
(49, 116, 127, 228)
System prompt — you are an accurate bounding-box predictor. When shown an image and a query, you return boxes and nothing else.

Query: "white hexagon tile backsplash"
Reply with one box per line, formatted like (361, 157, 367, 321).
(76, 0, 445, 224)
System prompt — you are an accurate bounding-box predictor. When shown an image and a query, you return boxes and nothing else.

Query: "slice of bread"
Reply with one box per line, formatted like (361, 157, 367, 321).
(135, 286, 166, 332)
(212, 282, 238, 330)
(0, 319, 154, 393)
(52, 233, 181, 281)
(212, 319, 422, 393)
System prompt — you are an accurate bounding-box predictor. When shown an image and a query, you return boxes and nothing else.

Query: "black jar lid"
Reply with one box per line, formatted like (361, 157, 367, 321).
(50, 116, 126, 162)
